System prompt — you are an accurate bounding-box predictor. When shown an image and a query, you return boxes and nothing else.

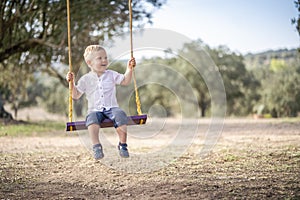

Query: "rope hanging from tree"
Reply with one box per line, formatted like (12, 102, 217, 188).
(66, 0, 73, 131)
(129, 0, 144, 118)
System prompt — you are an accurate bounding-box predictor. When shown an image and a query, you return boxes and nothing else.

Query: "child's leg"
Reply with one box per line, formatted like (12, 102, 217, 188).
(103, 108, 128, 143)
(86, 112, 105, 159)
(88, 123, 104, 159)
(116, 124, 129, 157)
(104, 108, 129, 157)
(86, 112, 105, 145)
(116, 125, 127, 144)
(88, 124, 101, 145)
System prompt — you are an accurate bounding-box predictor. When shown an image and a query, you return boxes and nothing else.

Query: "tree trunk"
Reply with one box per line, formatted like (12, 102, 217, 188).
(198, 93, 208, 117)
(0, 103, 13, 120)
(201, 106, 206, 117)
(13, 103, 18, 120)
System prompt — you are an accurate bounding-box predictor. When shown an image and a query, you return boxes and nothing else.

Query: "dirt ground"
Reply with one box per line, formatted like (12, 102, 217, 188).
(0, 118, 300, 199)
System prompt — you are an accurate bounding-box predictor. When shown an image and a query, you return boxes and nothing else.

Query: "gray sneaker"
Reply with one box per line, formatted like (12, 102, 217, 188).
(118, 143, 129, 158)
(93, 144, 104, 160)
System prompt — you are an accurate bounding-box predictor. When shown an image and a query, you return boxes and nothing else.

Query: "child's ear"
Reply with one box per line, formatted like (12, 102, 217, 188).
(86, 60, 92, 66)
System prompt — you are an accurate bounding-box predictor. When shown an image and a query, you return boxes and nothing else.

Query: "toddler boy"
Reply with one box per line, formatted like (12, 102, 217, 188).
(66, 45, 136, 159)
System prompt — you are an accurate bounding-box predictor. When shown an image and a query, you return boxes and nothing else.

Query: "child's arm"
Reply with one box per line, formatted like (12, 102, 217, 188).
(66, 72, 83, 99)
(121, 58, 136, 85)
(121, 57, 136, 86)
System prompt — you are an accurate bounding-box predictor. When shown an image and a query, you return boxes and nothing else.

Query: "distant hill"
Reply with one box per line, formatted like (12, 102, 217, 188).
(244, 48, 299, 70)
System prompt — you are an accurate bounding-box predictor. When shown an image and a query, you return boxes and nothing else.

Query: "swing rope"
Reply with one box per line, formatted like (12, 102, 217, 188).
(129, 0, 144, 118)
(66, 0, 73, 131)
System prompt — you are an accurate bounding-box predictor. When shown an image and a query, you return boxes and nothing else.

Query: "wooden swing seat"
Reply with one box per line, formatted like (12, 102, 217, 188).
(66, 114, 147, 131)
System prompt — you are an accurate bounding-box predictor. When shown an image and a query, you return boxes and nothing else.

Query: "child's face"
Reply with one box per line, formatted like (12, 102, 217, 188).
(88, 50, 108, 75)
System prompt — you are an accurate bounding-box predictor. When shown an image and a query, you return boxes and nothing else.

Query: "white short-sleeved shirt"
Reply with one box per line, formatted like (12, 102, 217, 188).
(76, 70, 124, 114)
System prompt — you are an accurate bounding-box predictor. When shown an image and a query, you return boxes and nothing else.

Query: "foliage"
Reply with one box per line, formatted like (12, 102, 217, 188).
(244, 49, 298, 70)
(270, 58, 287, 72)
(0, 0, 166, 65)
(244, 49, 300, 117)
(40, 76, 69, 115)
(292, 0, 300, 37)
(250, 50, 300, 117)
(117, 57, 184, 117)
(0, 58, 35, 119)
(175, 40, 211, 117)
(260, 62, 300, 117)
(140, 62, 183, 117)
(207, 46, 260, 116)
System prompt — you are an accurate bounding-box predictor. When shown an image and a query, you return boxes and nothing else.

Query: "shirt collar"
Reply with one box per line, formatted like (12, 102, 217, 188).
(89, 70, 107, 78)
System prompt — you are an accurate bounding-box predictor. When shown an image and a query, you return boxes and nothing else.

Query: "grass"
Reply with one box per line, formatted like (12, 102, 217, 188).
(0, 121, 66, 137)
(281, 117, 300, 123)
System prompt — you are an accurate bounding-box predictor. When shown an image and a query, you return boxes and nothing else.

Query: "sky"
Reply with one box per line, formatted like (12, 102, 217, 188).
(144, 0, 299, 54)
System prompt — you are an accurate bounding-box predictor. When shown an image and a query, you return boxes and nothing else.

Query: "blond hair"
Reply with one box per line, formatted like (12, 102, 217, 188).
(83, 45, 106, 62)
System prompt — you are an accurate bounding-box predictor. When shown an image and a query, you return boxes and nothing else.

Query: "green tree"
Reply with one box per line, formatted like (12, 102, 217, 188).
(208, 46, 260, 116)
(0, 55, 35, 119)
(270, 58, 287, 72)
(176, 40, 211, 117)
(260, 61, 300, 117)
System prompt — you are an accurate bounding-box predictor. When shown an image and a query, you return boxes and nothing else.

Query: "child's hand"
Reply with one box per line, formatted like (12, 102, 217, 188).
(66, 72, 74, 82)
(128, 57, 136, 69)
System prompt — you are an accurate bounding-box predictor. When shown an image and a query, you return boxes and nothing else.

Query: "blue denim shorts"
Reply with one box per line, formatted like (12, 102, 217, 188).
(86, 107, 128, 128)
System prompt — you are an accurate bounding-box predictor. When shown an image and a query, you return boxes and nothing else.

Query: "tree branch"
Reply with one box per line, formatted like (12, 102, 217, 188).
(0, 39, 62, 63)
(42, 64, 68, 88)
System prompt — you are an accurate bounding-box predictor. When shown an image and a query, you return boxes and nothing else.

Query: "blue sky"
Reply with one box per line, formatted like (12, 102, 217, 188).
(144, 0, 299, 54)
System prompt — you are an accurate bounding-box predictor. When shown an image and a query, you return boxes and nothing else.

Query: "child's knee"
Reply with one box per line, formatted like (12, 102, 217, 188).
(86, 111, 105, 126)
(116, 125, 127, 134)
